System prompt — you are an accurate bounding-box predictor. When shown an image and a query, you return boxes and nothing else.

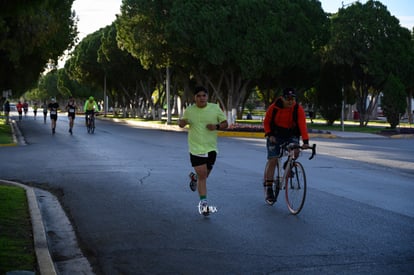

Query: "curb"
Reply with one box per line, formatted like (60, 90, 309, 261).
(390, 134, 414, 139)
(0, 180, 57, 275)
(105, 117, 188, 132)
(0, 120, 27, 147)
(12, 120, 27, 146)
(218, 131, 337, 139)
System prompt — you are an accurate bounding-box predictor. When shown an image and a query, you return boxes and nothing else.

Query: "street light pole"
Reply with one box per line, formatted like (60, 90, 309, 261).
(166, 66, 171, 124)
(103, 74, 107, 117)
(341, 86, 345, 132)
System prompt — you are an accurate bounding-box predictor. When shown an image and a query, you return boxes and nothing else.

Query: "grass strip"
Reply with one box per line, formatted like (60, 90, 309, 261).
(0, 118, 13, 144)
(0, 185, 36, 273)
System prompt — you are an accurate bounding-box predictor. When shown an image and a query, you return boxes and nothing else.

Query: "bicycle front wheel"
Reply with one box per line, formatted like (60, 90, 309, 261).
(90, 119, 95, 134)
(284, 161, 306, 215)
(87, 120, 92, 133)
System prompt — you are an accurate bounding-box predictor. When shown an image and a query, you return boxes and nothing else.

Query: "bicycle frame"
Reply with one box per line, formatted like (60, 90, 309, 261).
(274, 142, 316, 215)
(87, 113, 95, 134)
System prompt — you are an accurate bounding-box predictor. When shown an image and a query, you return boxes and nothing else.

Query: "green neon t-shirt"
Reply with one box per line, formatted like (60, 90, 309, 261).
(182, 103, 226, 155)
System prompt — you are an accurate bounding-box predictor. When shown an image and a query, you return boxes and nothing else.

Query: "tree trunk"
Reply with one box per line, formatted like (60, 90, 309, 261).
(407, 88, 413, 124)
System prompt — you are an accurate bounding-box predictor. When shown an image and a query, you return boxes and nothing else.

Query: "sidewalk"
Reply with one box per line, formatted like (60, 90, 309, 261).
(327, 130, 387, 139)
(108, 117, 414, 139)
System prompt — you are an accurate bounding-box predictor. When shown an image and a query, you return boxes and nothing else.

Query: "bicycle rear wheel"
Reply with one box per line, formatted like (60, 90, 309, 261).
(284, 161, 306, 215)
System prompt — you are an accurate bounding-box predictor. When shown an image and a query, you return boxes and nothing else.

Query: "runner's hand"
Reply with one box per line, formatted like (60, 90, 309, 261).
(206, 124, 217, 131)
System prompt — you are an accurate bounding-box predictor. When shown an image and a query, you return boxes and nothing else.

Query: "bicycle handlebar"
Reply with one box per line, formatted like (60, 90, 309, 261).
(308, 144, 316, 160)
(278, 142, 317, 160)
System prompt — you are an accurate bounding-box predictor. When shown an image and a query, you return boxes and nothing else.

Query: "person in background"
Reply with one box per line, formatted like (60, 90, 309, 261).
(16, 101, 23, 121)
(262, 88, 310, 205)
(83, 96, 99, 126)
(178, 86, 228, 216)
(66, 97, 77, 135)
(4, 100, 10, 124)
(48, 98, 59, 134)
(308, 104, 315, 124)
(33, 102, 38, 120)
(23, 101, 29, 117)
(42, 102, 48, 124)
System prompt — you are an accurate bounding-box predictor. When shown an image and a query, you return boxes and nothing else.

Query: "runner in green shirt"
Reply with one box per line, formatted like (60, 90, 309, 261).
(178, 86, 228, 216)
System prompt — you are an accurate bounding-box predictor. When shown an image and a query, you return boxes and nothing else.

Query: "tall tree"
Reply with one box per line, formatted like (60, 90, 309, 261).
(326, 0, 412, 126)
(0, 0, 77, 96)
(99, 24, 156, 117)
(37, 71, 59, 100)
(381, 74, 406, 128)
(397, 30, 414, 124)
(117, 0, 176, 118)
(316, 62, 344, 125)
(65, 31, 104, 92)
(57, 68, 94, 100)
(117, 0, 328, 122)
(169, 0, 328, 120)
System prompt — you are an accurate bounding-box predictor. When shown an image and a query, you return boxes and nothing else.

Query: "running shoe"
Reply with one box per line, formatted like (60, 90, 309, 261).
(189, 172, 197, 192)
(265, 186, 275, 205)
(198, 200, 210, 216)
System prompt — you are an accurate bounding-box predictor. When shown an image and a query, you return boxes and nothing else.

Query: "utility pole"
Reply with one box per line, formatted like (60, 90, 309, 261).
(341, 87, 345, 132)
(166, 67, 172, 124)
(103, 74, 107, 117)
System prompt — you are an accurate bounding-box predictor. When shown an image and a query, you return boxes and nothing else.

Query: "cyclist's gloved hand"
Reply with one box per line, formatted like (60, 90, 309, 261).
(301, 139, 309, 149)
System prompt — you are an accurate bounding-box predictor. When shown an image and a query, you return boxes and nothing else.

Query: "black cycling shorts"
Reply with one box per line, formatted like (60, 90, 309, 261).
(190, 151, 217, 170)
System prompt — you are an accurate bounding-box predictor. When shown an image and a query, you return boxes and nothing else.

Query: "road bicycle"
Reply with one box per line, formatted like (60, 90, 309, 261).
(273, 142, 316, 215)
(86, 113, 95, 134)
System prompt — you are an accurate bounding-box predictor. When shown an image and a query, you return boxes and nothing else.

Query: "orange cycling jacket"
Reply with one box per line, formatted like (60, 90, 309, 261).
(263, 97, 309, 144)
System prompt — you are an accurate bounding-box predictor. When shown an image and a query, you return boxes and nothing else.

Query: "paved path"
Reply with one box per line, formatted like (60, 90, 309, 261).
(1, 118, 413, 274)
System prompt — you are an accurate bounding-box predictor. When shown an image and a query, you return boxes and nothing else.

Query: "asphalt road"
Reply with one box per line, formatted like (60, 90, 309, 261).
(1, 113, 413, 274)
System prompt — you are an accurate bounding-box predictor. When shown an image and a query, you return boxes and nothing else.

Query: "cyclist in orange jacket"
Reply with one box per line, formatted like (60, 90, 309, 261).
(262, 88, 310, 205)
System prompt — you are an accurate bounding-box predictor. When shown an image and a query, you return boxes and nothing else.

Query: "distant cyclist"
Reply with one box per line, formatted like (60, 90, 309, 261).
(83, 96, 99, 126)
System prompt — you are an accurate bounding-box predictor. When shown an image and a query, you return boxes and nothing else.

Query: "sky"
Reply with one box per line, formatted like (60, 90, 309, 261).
(72, 0, 414, 41)
(321, 0, 414, 29)
(72, 0, 122, 40)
